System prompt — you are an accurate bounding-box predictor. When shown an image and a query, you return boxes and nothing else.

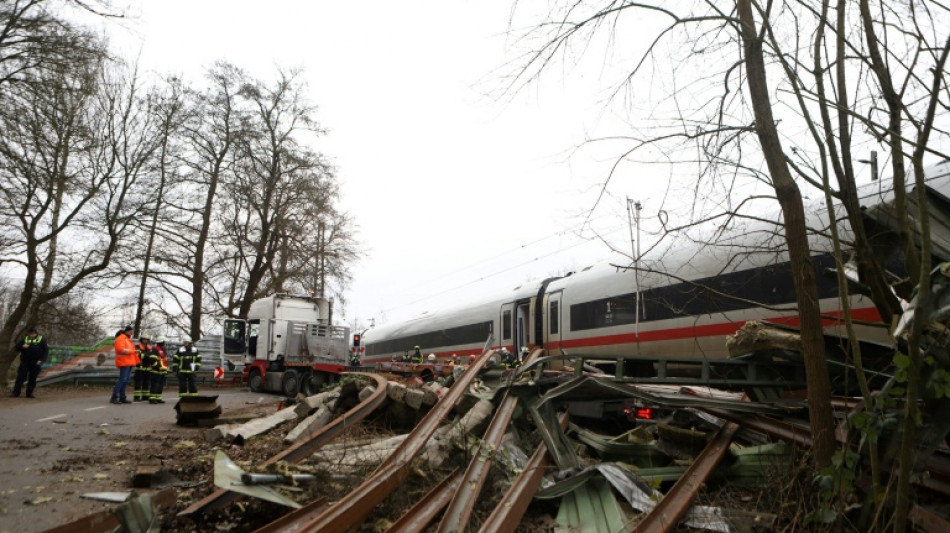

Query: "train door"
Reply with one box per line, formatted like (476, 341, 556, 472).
(546, 291, 563, 350)
(515, 300, 530, 352)
(500, 303, 514, 350)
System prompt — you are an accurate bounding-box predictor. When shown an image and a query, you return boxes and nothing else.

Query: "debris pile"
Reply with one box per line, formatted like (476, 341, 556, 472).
(39, 266, 950, 532)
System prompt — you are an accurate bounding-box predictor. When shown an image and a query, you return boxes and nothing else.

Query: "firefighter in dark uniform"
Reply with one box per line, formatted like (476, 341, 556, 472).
(174, 339, 201, 397)
(411, 345, 424, 363)
(154, 338, 169, 399)
(11, 327, 48, 398)
(144, 340, 166, 404)
(133, 333, 152, 401)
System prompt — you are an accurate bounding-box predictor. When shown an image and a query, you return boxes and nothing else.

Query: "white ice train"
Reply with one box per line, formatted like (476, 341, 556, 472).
(362, 163, 950, 367)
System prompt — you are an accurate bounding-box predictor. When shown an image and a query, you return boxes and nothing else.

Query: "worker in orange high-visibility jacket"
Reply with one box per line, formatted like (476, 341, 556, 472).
(111, 325, 139, 404)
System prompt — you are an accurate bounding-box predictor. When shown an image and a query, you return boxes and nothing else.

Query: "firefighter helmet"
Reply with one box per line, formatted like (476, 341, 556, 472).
(427, 353, 436, 362)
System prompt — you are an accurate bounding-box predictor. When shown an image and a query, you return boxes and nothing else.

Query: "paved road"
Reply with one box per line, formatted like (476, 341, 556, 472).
(0, 386, 280, 533)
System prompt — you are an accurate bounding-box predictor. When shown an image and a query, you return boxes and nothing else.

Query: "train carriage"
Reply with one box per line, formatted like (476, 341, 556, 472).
(362, 163, 950, 368)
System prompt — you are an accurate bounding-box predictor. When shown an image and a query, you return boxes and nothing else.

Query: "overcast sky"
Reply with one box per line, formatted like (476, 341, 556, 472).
(95, 1, 691, 331)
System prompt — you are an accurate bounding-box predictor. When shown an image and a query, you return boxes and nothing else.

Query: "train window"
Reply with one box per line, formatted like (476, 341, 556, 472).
(502, 310, 512, 340)
(364, 320, 492, 356)
(568, 253, 842, 331)
(549, 301, 559, 334)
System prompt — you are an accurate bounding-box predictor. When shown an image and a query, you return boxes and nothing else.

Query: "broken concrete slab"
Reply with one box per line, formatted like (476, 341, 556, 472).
(404, 388, 424, 410)
(285, 406, 333, 444)
(294, 390, 338, 418)
(228, 406, 299, 441)
(387, 381, 408, 403)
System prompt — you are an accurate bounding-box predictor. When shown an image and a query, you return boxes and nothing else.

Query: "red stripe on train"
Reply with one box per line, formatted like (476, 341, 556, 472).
(549, 306, 882, 351)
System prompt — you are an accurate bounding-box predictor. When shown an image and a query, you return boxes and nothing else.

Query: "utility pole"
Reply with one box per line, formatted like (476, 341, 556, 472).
(858, 150, 878, 181)
(626, 198, 643, 345)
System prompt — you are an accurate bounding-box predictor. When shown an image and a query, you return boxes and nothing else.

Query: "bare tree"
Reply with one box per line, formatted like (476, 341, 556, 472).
(212, 69, 340, 319)
(0, 35, 154, 381)
(506, 3, 949, 510)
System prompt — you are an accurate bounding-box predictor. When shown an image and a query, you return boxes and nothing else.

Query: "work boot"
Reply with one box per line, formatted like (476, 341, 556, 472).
(119, 398, 132, 404)
(110, 397, 120, 404)
(10, 392, 19, 397)
(134, 396, 144, 402)
(26, 394, 35, 398)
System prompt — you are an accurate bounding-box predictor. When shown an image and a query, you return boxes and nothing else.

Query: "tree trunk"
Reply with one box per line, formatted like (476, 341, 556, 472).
(737, 0, 835, 467)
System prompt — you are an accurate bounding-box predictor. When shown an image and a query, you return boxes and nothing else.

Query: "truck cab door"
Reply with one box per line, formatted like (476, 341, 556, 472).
(222, 319, 247, 365)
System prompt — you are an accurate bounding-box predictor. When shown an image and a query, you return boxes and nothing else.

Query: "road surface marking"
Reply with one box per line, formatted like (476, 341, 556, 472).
(84, 406, 106, 412)
(37, 414, 67, 422)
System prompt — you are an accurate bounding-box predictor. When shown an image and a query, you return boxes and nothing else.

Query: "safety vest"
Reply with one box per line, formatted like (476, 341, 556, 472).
(25, 335, 43, 345)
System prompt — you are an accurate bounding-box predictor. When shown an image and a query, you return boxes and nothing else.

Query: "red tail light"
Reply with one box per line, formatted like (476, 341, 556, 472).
(636, 408, 653, 420)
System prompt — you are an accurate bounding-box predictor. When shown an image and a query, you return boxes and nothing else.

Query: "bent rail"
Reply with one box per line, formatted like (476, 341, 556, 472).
(179, 372, 389, 516)
(289, 350, 497, 532)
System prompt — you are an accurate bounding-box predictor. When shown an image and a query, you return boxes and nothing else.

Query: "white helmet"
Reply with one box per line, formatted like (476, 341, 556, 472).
(182, 338, 192, 344)
(427, 353, 436, 362)
(155, 337, 166, 344)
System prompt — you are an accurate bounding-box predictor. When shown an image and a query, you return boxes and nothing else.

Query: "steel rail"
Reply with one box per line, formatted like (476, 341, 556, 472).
(477, 410, 567, 533)
(436, 351, 542, 532)
(634, 420, 740, 533)
(291, 351, 497, 532)
(909, 504, 950, 533)
(179, 372, 388, 517)
(698, 406, 815, 448)
(386, 469, 463, 533)
(251, 497, 328, 533)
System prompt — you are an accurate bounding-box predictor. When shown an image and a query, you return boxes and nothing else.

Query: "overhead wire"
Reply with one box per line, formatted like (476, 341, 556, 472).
(377, 216, 630, 317)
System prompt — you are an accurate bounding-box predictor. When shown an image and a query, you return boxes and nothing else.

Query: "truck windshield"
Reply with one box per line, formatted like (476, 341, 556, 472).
(223, 319, 246, 355)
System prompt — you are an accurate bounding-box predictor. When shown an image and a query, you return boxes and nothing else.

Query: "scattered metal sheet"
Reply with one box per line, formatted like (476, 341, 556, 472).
(529, 400, 580, 468)
(213, 450, 301, 509)
(726, 442, 793, 489)
(570, 422, 670, 467)
(539, 376, 787, 415)
(555, 476, 626, 533)
(80, 491, 132, 503)
(180, 372, 388, 516)
(41, 488, 176, 533)
(535, 464, 734, 532)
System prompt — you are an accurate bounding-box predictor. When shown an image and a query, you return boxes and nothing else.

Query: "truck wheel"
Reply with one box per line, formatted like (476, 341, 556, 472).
(282, 370, 300, 397)
(248, 369, 264, 393)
